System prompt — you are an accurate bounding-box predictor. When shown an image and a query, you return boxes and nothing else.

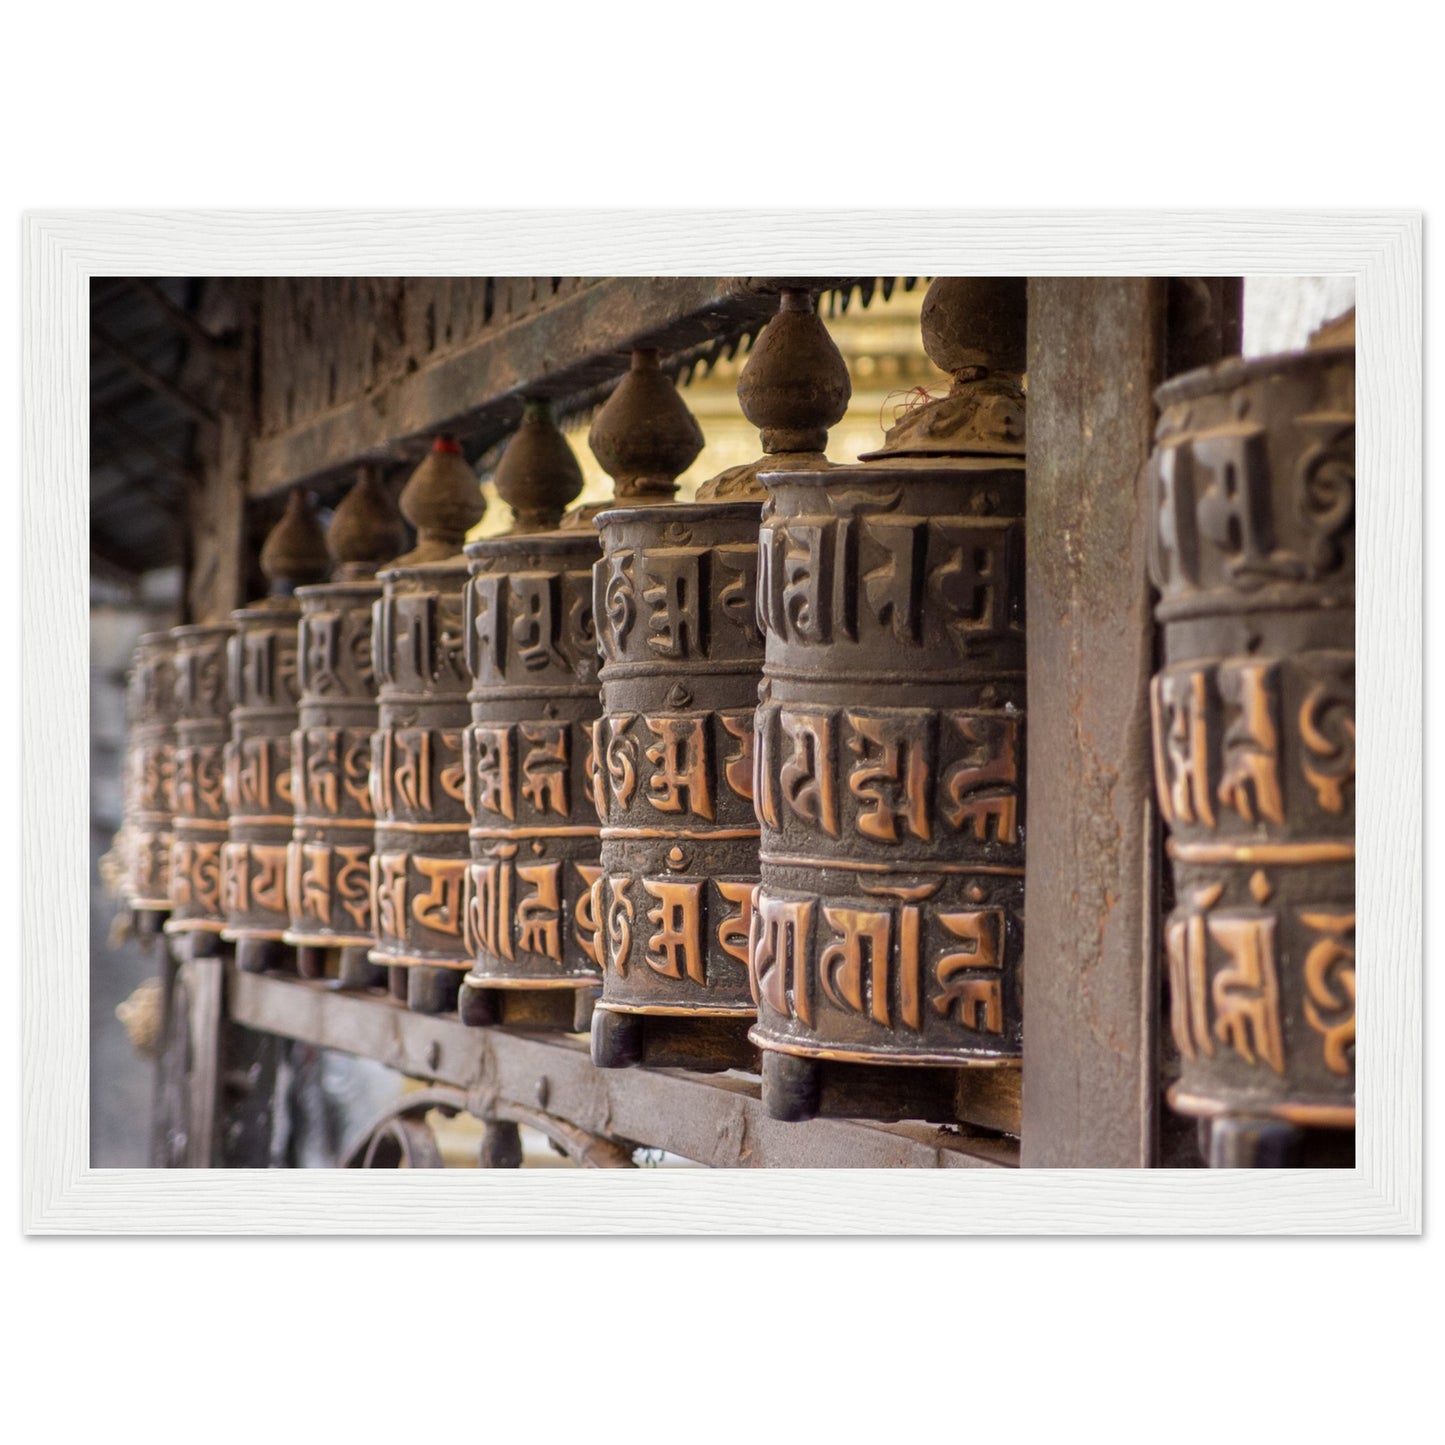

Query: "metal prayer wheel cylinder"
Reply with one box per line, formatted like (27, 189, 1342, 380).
(164, 622, 235, 944)
(123, 631, 179, 914)
(459, 531, 604, 1023)
(221, 601, 302, 966)
(749, 461, 1027, 1071)
(1147, 340, 1355, 1145)
(368, 560, 473, 1011)
(284, 581, 381, 966)
(591, 502, 763, 1037)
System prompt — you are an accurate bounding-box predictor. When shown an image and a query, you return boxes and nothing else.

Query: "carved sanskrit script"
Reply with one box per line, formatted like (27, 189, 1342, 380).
(750, 886, 1008, 1037)
(758, 705, 1021, 848)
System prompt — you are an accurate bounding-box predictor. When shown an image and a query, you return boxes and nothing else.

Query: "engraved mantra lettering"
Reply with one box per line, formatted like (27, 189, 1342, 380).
(758, 707, 1021, 847)
(370, 728, 467, 818)
(1151, 657, 1355, 828)
(600, 877, 757, 991)
(467, 858, 600, 969)
(1162, 884, 1358, 1076)
(466, 721, 573, 822)
(759, 514, 1019, 648)
(170, 839, 223, 917)
(221, 842, 290, 920)
(294, 727, 373, 817)
(593, 711, 756, 822)
(1153, 420, 1354, 590)
(286, 840, 372, 932)
(749, 888, 1006, 1035)
(469, 570, 595, 680)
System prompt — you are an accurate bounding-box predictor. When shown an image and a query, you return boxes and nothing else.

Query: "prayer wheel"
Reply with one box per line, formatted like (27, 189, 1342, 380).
(164, 621, 235, 955)
(368, 437, 486, 1013)
(284, 467, 406, 985)
(222, 488, 330, 973)
(1147, 323, 1355, 1166)
(590, 292, 848, 1071)
(122, 630, 179, 926)
(457, 400, 603, 1032)
(751, 278, 1028, 1125)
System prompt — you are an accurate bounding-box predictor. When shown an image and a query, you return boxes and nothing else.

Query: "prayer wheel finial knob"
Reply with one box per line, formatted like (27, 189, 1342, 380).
(587, 348, 705, 502)
(921, 277, 1028, 381)
(395, 435, 486, 563)
(328, 465, 407, 580)
(259, 485, 331, 594)
(866, 277, 1028, 460)
(737, 287, 852, 456)
(496, 399, 585, 533)
(699, 286, 851, 501)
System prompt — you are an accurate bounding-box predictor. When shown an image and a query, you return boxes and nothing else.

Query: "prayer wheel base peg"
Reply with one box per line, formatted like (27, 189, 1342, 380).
(406, 966, 463, 1017)
(1202, 1116, 1354, 1170)
(235, 938, 289, 976)
(387, 966, 408, 1002)
(761, 1052, 1022, 1132)
(1205, 1116, 1303, 1169)
(591, 1009, 758, 1073)
(296, 946, 327, 980)
(337, 947, 385, 991)
(458, 984, 595, 1034)
(131, 909, 165, 940)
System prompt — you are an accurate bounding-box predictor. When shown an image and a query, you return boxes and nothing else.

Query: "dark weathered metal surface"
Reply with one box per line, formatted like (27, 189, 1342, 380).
(458, 400, 603, 1024)
(122, 631, 178, 912)
(221, 604, 302, 956)
(592, 502, 764, 1022)
(751, 461, 1027, 1069)
(368, 559, 474, 1000)
(285, 581, 382, 954)
(1021, 278, 1165, 1168)
(227, 969, 1016, 1168)
(164, 622, 235, 942)
(461, 531, 604, 999)
(222, 488, 329, 969)
(1147, 341, 1355, 1142)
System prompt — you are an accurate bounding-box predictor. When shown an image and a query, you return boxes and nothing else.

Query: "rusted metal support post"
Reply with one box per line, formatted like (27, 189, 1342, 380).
(1022, 278, 1166, 1167)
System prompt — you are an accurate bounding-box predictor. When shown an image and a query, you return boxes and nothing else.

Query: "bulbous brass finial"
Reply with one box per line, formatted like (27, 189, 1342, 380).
(699, 286, 852, 501)
(587, 348, 705, 503)
(394, 436, 486, 564)
(328, 465, 407, 580)
(864, 276, 1027, 461)
(496, 399, 585, 534)
(259, 485, 331, 594)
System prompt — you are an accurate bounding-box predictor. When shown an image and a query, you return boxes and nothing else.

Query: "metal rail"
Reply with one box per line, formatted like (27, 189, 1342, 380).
(227, 968, 1017, 1169)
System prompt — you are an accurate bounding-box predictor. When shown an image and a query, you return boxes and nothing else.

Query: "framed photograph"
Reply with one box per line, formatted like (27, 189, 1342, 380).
(21, 210, 1420, 1232)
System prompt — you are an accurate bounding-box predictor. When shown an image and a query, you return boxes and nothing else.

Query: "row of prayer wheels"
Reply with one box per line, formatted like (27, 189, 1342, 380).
(115, 278, 1355, 1154)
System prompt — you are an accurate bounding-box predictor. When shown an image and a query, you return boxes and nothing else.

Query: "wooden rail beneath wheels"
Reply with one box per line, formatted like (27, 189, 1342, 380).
(227, 969, 1016, 1169)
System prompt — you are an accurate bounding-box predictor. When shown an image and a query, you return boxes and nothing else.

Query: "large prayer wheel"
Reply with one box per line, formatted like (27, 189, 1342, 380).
(750, 279, 1029, 1125)
(750, 462, 1027, 1073)
(283, 466, 406, 986)
(368, 559, 474, 1012)
(222, 488, 329, 973)
(589, 501, 764, 1061)
(122, 630, 178, 919)
(285, 580, 385, 974)
(164, 622, 235, 950)
(459, 530, 604, 1025)
(1147, 333, 1355, 1163)
(589, 291, 849, 1072)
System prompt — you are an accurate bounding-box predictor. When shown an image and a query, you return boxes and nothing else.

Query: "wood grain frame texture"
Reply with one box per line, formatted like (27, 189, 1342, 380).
(22, 210, 1421, 1233)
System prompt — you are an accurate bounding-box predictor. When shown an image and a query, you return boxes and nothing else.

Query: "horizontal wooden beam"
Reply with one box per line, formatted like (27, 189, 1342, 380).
(245, 277, 841, 498)
(227, 969, 1014, 1169)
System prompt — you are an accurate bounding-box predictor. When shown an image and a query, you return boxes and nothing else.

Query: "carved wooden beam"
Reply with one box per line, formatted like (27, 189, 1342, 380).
(245, 277, 861, 499)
